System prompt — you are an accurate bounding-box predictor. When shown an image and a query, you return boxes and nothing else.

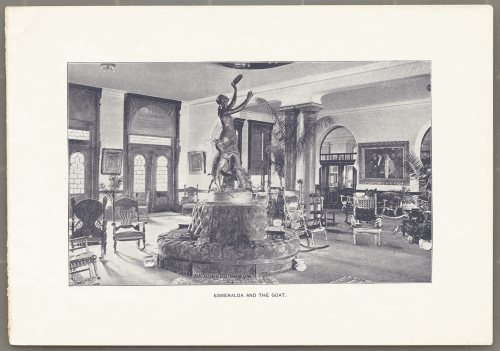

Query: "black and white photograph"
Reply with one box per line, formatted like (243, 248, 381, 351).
(6, 5, 493, 346)
(67, 61, 433, 286)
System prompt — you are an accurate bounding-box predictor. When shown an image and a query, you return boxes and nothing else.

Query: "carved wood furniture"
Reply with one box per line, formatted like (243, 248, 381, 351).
(112, 197, 146, 252)
(351, 192, 382, 245)
(70, 197, 108, 258)
(340, 195, 353, 223)
(285, 191, 329, 250)
(181, 184, 199, 215)
(69, 237, 100, 286)
(136, 190, 150, 221)
(309, 193, 335, 228)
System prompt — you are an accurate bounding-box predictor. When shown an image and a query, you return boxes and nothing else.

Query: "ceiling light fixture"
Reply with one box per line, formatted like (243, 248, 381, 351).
(216, 62, 293, 70)
(101, 63, 116, 72)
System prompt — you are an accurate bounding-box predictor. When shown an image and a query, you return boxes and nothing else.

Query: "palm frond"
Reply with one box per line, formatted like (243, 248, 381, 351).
(404, 151, 423, 179)
(296, 116, 337, 157)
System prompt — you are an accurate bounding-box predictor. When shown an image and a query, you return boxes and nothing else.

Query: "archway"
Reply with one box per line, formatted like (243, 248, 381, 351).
(319, 126, 357, 208)
(420, 127, 432, 168)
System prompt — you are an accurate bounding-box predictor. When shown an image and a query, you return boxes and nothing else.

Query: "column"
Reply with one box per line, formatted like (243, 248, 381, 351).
(296, 103, 322, 213)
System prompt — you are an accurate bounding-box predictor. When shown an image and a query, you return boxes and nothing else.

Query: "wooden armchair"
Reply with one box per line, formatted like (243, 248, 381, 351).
(285, 191, 329, 250)
(309, 193, 335, 228)
(70, 197, 107, 259)
(351, 191, 382, 245)
(135, 190, 150, 221)
(181, 184, 199, 215)
(69, 237, 100, 286)
(112, 197, 146, 252)
(340, 195, 354, 223)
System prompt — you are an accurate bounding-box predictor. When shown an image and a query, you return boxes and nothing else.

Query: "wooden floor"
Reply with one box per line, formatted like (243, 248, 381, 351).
(74, 210, 432, 286)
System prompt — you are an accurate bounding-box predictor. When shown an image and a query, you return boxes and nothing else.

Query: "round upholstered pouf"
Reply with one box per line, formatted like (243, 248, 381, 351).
(157, 199, 300, 278)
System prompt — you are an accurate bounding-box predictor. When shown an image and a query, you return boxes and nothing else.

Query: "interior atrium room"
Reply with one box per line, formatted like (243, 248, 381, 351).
(67, 61, 432, 286)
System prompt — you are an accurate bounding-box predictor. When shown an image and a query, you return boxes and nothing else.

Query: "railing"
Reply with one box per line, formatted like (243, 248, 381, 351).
(320, 152, 357, 162)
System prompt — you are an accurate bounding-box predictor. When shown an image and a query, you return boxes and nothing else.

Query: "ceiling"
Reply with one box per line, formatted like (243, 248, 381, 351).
(68, 62, 374, 102)
(321, 75, 431, 111)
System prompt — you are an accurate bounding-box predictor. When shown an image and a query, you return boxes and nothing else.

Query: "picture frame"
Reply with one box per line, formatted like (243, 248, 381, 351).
(188, 151, 205, 174)
(358, 141, 410, 185)
(101, 148, 123, 175)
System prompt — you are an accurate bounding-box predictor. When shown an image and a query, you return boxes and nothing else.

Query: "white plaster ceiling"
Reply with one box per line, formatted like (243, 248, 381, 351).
(321, 75, 431, 112)
(68, 62, 374, 102)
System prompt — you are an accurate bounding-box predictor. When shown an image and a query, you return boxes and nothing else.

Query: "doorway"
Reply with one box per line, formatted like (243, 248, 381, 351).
(128, 145, 173, 212)
(319, 126, 357, 208)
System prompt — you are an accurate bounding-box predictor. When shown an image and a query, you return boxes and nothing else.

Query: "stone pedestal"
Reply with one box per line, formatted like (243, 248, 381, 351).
(157, 191, 300, 278)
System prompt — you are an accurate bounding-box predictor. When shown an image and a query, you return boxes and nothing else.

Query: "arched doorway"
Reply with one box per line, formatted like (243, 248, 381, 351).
(420, 127, 432, 168)
(319, 126, 357, 208)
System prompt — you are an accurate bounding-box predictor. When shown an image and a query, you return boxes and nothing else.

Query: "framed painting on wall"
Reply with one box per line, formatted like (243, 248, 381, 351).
(358, 141, 410, 185)
(101, 148, 123, 175)
(188, 151, 205, 174)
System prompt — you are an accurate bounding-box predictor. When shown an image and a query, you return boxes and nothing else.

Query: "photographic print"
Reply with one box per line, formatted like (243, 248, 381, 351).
(67, 61, 432, 286)
(7, 5, 493, 346)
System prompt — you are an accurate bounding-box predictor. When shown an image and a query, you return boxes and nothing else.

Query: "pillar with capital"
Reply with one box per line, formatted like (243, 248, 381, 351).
(296, 103, 322, 212)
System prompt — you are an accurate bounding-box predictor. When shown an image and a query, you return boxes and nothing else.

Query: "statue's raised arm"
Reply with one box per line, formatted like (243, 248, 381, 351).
(228, 91, 254, 115)
(227, 74, 242, 109)
(210, 75, 254, 192)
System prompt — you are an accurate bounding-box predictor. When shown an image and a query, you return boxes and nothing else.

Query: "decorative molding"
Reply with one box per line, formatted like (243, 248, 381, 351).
(318, 98, 431, 118)
(185, 61, 429, 107)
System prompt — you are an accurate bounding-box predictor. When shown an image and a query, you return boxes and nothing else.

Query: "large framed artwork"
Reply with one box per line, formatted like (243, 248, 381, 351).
(188, 151, 205, 174)
(101, 148, 123, 175)
(358, 141, 410, 185)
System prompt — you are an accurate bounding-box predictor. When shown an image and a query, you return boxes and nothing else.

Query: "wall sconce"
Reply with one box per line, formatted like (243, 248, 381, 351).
(101, 63, 116, 72)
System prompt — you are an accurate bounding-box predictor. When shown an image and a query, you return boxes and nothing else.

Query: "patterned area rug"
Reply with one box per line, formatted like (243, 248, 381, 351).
(170, 275, 280, 285)
(329, 276, 372, 284)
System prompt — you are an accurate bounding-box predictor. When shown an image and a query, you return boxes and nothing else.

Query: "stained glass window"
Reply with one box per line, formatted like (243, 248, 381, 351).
(69, 152, 85, 194)
(133, 155, 146, 193)
(156, 156, 168, 191)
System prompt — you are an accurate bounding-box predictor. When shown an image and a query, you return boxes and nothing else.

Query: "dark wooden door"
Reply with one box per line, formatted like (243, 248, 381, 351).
(129, 145, 173, 212)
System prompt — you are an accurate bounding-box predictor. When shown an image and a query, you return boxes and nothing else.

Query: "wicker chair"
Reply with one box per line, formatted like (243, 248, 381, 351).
(351, 192, 382, 246)
(69, 237, 100, 286)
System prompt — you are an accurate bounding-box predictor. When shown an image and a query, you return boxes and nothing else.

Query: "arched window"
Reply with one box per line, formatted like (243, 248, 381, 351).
(69, 152, 85, 194)
(156, 156, 168, 191)
(133, 155, 146, 193)
(420, 128, 432, 167)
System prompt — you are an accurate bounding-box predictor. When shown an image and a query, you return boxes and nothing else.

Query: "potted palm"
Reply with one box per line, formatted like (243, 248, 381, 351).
(255, 98, 336, 190)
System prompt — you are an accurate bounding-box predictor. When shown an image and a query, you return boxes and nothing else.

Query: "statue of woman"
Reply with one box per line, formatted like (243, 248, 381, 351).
(210, 74, 253, 191)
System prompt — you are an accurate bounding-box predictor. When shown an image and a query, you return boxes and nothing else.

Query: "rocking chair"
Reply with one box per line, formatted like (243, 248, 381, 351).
(69, 237, 100, 286)
(284, 191, 329, 251)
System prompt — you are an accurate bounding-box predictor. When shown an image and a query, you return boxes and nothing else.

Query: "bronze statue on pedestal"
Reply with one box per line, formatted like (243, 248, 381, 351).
(209, 74, 253, 192)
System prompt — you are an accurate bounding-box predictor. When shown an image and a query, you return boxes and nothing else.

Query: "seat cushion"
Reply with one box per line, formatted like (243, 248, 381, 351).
(69, 251, 97, 261)
(114, 229, 144, 240)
